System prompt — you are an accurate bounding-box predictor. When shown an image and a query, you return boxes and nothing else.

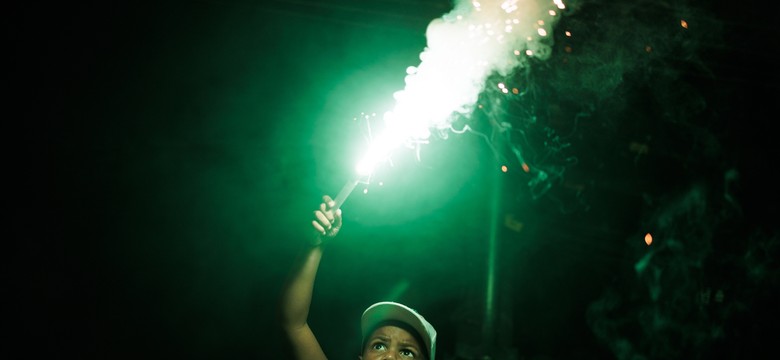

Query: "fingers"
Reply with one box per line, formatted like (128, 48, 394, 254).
(311, 195, 342, 237)
(314, 209, 331, 228)
(314, 209, 341, 227)
(319, 203, 334, 222)
(312, 219, 326, 234)
(322, 195, 334, 207)
(332, 208, 342, 228)
(319, 194, 338, 223)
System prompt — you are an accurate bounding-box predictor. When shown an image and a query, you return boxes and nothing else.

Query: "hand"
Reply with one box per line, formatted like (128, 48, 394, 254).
(311, 195, 342, 243)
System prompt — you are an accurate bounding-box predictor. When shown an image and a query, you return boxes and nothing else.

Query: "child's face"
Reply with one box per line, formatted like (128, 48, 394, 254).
(359, 325, 425, 360)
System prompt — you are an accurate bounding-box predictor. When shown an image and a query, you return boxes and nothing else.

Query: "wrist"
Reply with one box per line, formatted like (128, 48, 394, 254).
(309, 232, 325, 247)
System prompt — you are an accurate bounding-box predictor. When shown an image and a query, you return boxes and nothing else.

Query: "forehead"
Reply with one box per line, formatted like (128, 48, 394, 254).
(367, 325, 422, 345)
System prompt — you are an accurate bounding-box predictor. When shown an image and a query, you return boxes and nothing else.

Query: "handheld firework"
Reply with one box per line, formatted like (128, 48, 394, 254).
(330, 129, 400, 210)
(328, 0, 565, 210)
(332, 177, 360, 211)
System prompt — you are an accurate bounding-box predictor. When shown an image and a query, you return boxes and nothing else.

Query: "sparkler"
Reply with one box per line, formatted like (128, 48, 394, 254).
(333, 176, 360, 211)
(331, 0, 566, 209)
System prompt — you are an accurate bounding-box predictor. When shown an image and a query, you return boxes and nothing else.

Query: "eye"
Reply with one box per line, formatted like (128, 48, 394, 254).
(371, 343, 387, 351)
(400, 349, 416, 358)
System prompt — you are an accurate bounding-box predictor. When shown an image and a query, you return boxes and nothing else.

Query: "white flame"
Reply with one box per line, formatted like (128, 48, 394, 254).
(356, 0, 565, 175)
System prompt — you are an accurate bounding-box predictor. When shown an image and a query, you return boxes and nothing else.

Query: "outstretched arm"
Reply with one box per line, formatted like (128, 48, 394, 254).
(280, 195, 342, 360)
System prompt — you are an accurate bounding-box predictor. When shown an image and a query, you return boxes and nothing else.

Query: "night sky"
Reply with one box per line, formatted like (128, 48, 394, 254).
(16, 0, 779, 359)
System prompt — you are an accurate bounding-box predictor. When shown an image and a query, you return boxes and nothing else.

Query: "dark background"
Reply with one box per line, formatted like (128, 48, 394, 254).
(14, 0, 778, 359)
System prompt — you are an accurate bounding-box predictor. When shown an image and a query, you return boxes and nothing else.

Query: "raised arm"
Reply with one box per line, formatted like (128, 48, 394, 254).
(280, 195, 342, 360)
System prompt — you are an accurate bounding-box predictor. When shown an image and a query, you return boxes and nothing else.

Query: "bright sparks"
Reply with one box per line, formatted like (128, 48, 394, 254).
(354, 0, 565, 176)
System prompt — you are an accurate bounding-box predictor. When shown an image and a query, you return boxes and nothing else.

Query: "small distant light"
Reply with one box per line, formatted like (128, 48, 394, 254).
(514, 49, 521, 55)
(549, 10, 556, 16)
(379, 181, 383, 186)
(525, 49, 533, 56)
(537, 28, 548, 37)
(363, 188, 368, 194)
(645, 233, 653, 246)
(498, 82, 506, 89)
(715, 289, 724, 303)
(501, 165, 508, 172)
(680, 19, 688, 29)
(521, 162, 530, 172)
(512, 88, 519, 94)
(645, 45, 653, 53)
(565, 31, 572, 37)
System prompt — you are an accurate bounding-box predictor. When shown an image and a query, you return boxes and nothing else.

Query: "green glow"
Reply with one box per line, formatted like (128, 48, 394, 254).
(483, 168, 501, 346)
(383, 280, 411, 301)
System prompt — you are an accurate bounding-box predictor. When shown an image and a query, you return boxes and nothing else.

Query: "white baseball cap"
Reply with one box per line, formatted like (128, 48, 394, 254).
(361, 301, 437, 360)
